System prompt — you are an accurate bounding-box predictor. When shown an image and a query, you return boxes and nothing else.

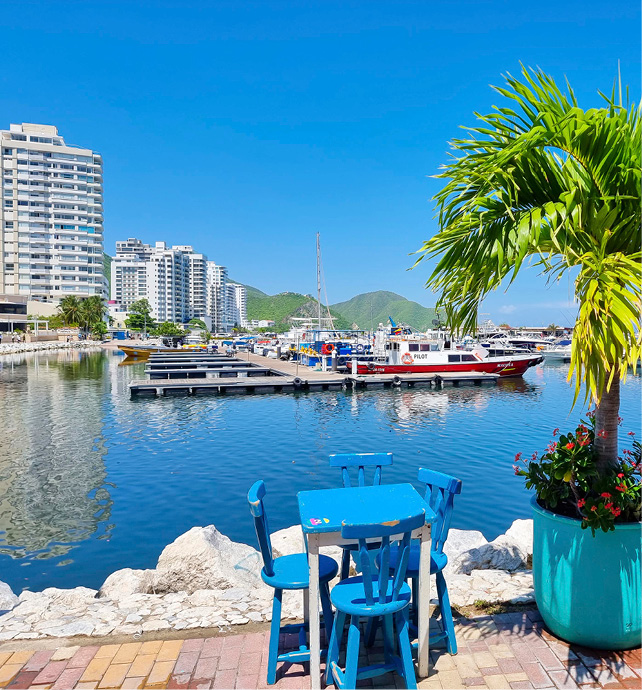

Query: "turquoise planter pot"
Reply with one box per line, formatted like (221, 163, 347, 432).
(531, 495, 641, 649)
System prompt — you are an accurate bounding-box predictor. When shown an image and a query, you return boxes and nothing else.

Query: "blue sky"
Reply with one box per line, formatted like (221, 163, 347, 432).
(2, 0, 639, 325)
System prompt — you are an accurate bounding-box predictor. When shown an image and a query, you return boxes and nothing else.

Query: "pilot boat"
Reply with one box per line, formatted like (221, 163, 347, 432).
(354, 335, 543, 377)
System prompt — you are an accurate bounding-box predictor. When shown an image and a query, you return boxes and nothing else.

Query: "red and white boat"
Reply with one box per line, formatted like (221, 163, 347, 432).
(355, 335, 543, 377)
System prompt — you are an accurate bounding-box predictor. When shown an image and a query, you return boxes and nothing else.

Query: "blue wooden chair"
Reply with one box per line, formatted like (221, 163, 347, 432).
(248, 481, 339, 685)
(326, 509, 425, 690)
(381, 468, 462, 654)
(329, 452, 393, 580)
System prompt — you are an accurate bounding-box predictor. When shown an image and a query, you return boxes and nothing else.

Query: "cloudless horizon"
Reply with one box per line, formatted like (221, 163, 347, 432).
(2, 0, 639, 326)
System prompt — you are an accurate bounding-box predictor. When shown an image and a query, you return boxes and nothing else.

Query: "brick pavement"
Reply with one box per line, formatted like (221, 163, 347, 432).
(0, 612, 639, 689)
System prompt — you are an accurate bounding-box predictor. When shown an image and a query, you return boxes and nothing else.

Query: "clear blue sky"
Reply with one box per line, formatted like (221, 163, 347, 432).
(2, 0, 639, 325)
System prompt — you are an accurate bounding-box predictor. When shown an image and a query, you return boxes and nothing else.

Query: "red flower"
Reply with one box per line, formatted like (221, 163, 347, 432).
(616, 483, 627, 493)
(513, 465, 520, 475)
(611, 507, 621, 517)
(627, 431, 635, 436)
(531, 452, 538, 461)
(577, 498, 586, 508)
(578, 436, 591, 447)
(553, 428, 560, 436)
(601, 492, 611, 498)
(618, 416, 623, 425)
(590, 505, 597, 512)
(617, 473, 624, 478)
(597, 429, 608, 439)
(514, 452, 523, 463)
(565, 442, 575, 450)
(546, 442, 557, 453)
(605, 502, 613, 510)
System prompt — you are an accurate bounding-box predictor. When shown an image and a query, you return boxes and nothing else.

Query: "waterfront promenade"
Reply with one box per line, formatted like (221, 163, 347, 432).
(0, 612, 639, 689)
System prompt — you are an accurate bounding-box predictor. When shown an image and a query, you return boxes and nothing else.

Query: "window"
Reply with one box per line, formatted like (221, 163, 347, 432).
(448, 354, 462, 362)
(2, 148, 12, 154)
(420, 344, 431, 351)
(462, 354, 476, 362)
(408, 344, 419, 352)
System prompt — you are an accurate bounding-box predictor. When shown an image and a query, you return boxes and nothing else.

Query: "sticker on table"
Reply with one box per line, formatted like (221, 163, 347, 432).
(309, 518, 330, 525)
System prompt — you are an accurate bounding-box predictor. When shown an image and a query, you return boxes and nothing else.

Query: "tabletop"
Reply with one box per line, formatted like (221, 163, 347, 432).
(297, 483, 435, 534)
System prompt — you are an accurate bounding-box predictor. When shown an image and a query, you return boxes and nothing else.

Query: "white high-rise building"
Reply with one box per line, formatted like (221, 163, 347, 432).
(228, 283, 247, 327)
(206, 262, 230, 332)
(111, 238, 151, 310)
(174, 246, 208, 321)
(0, 123, 106, 302)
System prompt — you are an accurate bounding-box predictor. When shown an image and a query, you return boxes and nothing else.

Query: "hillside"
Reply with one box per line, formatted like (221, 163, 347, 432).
(103, 253, 112, 290)
(331, 290, 439, 330)
(242, 286, 351, 331)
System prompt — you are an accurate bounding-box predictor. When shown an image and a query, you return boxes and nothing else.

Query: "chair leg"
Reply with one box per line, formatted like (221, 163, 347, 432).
(396, 609, 417, 690)
(436, 570, 457, 655)
(344, 615, 361, 690)
(365, 616, 379, 648)
(382, 614, 396, 664)
(341, 548, 351, 580)
(320, 581, 334, 642)
(326, 610, 345, 686)
(267, 589, 282, 685)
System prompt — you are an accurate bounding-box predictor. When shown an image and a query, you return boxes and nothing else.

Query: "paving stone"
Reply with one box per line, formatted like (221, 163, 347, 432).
(50, 647, 80, 662)
(548, 669, 579, 689)
(236, 674, 260, 689)
(98, 663, 130, 688)
(128, 654, 156, 678)
(31, 661, 68, 685)
(533, 647, 565, 671)
(182, 638, 205, 654)
(484, 675, 511, 689)
(22, 650, 53, 672)
(521, 662, 553, 688)
(79, 656, 112, 683)
(5, 670, 39, 688)
(94, 644, 120, 660)
(211, 669, 236, 689)
(216, 644, 242, 671)
(139, 639, 163, 655)
(201, 637, 223, 658)
(147, 660, 177, 687)
(175, 651, 200, 676)
(68, 646, 99, 668)
(112, 642, 142, 664)
(475, 652, 501, 669)
(193, 655, 219, 681)
(7, 651, 32, 666)
(50, 666, 85, 689)
(157, 639, 184, 662)
(121, 678, 146, 690)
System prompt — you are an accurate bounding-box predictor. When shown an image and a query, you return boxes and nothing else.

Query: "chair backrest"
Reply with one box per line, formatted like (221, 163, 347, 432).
(341, 510, 425, 606)
(247, 480, 275, 577)
(329, 452, 393, 488)
(418, 468, 462, 554)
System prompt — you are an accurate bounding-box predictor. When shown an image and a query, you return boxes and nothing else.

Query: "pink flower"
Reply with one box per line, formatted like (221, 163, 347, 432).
(513, 465, 520, 475)
(546, 442, 557, 453)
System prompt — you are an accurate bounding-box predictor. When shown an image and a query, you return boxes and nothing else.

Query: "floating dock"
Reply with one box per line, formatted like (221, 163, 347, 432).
(129, 351, 499, 397)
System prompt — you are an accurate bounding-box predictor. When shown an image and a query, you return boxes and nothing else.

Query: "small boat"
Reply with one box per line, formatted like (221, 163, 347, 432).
(118, 340, 173, 360)
(542, 341, 572, 363)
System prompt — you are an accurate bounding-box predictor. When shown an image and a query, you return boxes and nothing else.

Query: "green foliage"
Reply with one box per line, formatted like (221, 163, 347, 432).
(515, 417, 641, 534)
(150, 321, 187, 337)
(331, 291, 439, 330)
(125, 299, 156, 331)
(245, 289, 351, 331)
(414, 66, 641, 409)
(91, 320, 108, 339)
(58, 296, 82, 326)
(188, 318, 208, 330)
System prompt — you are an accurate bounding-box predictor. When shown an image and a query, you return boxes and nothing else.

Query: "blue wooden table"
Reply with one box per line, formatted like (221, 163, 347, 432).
(298, 484, 436, 689)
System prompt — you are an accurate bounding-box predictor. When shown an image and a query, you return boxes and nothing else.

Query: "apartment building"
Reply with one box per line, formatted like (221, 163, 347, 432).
(112, 239, 241, 330)
(228, 283, 247, 327)
(0, 123, 106, 302)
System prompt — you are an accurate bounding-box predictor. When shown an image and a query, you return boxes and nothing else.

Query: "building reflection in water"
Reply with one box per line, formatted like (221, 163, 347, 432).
(0, 349, 113, 563)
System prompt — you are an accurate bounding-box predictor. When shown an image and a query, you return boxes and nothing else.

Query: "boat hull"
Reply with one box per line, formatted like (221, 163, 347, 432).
(355, 355, 542, 377)
(119, 345, 170, 360)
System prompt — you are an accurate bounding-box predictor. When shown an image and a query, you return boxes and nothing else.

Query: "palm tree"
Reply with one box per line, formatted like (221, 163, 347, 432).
(415, 67, 641, 470)
(58, 296, 82, 326)
(79, 295, 107, 336)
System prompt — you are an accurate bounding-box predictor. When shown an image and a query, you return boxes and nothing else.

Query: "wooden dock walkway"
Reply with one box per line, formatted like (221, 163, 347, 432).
(130, 350, 499, 397)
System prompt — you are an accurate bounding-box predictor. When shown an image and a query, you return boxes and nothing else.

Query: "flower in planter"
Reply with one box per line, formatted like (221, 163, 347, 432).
(514, 416, 641, 534)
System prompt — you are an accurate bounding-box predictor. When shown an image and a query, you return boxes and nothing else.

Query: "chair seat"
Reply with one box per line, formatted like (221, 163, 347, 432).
(383, 543, 448, 577)
(261, 553, 338, 590)
(330, 575, 412, 617)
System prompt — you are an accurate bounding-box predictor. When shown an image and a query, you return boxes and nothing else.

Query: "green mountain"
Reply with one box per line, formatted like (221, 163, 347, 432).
(331, 291, 439, 330)
(240, 285, 351, 331)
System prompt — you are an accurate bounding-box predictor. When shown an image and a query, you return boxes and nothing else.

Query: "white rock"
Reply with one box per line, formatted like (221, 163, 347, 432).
(39, 620, 96, 638)
(141, 619, 171, 632)
(188, 590, 218, 607)
(42, 587, 98, 607)
(98, 569, 155, 599)
(271, 525, 304, 557)
(443, 529, 488, 575)
(505, 519, 533, 557)
(0, 582, 18, 612)
(154, 526, 264, 594)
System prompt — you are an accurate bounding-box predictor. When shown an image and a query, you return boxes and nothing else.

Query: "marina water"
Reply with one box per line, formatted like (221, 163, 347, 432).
(0, 348, 640, 594)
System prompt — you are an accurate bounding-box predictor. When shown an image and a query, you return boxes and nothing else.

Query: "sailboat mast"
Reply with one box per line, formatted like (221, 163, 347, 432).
(316, 232, 322, 330)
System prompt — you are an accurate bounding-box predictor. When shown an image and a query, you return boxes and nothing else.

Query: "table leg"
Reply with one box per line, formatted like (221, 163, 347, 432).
(417, 523, 432, 678)
(308, 533, 321, 690)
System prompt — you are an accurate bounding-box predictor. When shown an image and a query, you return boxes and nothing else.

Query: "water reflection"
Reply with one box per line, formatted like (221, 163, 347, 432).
(0, 350, 113, 562)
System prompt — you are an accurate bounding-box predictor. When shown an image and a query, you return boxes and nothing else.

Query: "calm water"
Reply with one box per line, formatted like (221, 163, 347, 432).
(0, 349, 640, 594)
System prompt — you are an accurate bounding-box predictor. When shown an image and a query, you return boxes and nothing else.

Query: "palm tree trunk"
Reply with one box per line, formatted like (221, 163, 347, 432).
(594, 371, 620, 471)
